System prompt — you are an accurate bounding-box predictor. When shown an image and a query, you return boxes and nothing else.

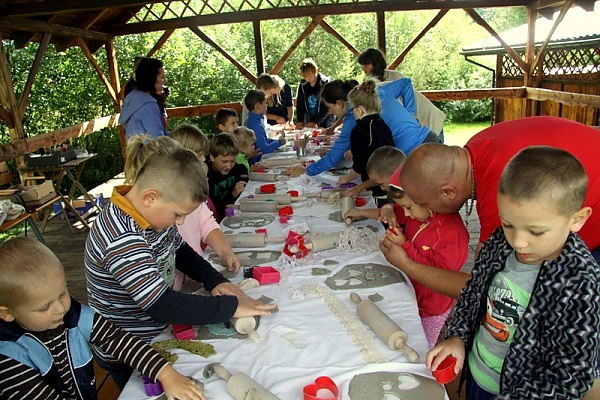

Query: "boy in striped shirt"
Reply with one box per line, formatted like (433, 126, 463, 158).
(0, 238, 205, 400)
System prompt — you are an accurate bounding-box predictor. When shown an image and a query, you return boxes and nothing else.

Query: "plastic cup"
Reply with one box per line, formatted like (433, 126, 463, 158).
(261, 183, 276, 193)
(432, 356, 457, 384)
(355, 197, 366, 207)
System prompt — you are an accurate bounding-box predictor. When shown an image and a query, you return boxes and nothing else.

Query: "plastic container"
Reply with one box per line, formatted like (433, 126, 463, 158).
(142, 376, 164, 396)
(278, 205, 293, 216)
(172, 324, 195, 340)
(303, 376, 339, 400)
(355, 197, 366, 207)
(287, 190, 299, 197)
(280, 215, 289, 223)
(261, 184, 276, 193)
(225, 207, 235, 217)
(431, 356, 457, 384)
(255, 228, 268, 235)
(252, 266, 280, 284)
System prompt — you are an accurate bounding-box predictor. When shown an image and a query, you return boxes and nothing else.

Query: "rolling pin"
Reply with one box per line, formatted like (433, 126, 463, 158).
(225, 233, 285, 248)
(231, 317, 260, 342)
(287, 232, 341, 253)
(240, 193, 307, 205)
(320, 189, 372, 199)
(227, 201, 285, 213)
(263, 157, 296, 167)
(350, 292, 419, 363)
(341, 197, 355, 225)
(203, 363, 281, 400)
(248, 172, 279, 182)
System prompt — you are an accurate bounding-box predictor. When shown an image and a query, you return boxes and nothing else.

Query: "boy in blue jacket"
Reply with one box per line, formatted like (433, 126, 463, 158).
(244, 89, 286, 163)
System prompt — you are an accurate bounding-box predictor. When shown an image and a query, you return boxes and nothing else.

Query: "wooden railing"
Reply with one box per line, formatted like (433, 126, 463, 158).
(1, 87, 599, 162)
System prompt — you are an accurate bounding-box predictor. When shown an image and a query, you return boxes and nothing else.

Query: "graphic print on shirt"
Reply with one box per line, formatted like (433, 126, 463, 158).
(482, 276, 526, 342)
(158, 243, 177, 287)
(307, 94, 318, 117)
(214, 176, 236, 201)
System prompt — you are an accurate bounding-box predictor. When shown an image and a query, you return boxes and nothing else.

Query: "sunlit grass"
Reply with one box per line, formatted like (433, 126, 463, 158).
(443, 121, 491, 147)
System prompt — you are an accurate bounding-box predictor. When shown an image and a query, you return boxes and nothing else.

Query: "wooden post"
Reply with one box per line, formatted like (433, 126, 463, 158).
(105, 38, 126, 157)
(253, 20, 265, 76)
(376, 11, 386, 54)
(524, 6, 537, 117)
(76, 37, 117, 103)
(0, 37, 25, 139)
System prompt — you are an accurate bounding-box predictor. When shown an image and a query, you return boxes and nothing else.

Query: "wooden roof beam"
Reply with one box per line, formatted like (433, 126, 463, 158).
(464, 8, 527, 72)
(56, 9, 110, 53)
(189, 26, 256, 83)
(147, 29, 174, 58)
(0, 0, 165, 17)
(318, 19, 360, 57)
(389, 9, 448, 70)
(75, 37, 117, 103)
(19, 32, 51, 118)
(109, 0, 530, 36)
(269, 15, 325, 75)
(0, 16, 111, 42)
(531, 0, 574, 68)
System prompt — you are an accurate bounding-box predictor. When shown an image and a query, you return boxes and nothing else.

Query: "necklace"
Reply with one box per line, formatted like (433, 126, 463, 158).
(465, 165, 476, 225)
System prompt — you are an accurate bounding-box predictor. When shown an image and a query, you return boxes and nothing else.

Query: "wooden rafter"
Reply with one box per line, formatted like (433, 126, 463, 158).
(18, 32, 51, 118)
(109, 0, 529, 36)
(253, 20, 265, 75)
(189, 26, 256, 83)
(531, 0, 574, 71)
(464, 8, 527, 72)
(0, 106, 12, 127)
(105, 39, 121, 108)
(318, 19, 360, 57)
(147, 29, 175, 58)
(56, 9, 111, 53)
(0, 0, 165, 17)
(270, 15, 325, 75)
(389, 9, 448, 70)
(0, 16, 111, 42)
(75, 37, 117, 102)
(0, 37, 24, 138)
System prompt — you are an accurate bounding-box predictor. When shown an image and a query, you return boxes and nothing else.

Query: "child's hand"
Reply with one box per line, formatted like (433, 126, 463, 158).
(318, 148, 329, 158)
(296, 122, 304, 130)
(307, 122, 318, 128)
(385, 227, 406, 245)
(344, 186, 361, 199)
(220, 251, 240, 273)
(378, 206, 398, 228)
(337, 175, 350, 185)
(211, 282, 246, 297)
(250, 163, 267, 172)
(275, 116, 286, 124)
(343, 149, 353, 159)
(344, 208, 363, 220)
(251, 149, 262, 159)
(233, 181, 247, 197)
(379, 235, 409, 267)
(158, 365, 205, 400)
(284, 165, 306, 177)
(234, 296, 278, 318)
(279, 137, 287, 146)
(426, 336, 465, 376)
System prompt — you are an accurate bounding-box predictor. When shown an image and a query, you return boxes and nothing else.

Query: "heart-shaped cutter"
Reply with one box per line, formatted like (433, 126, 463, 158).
(303, 376, 339, 400)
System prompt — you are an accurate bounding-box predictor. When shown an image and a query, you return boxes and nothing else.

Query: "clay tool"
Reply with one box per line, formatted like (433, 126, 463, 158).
(231, 317, 260, 342)
(240, 193, 307, 205)
(225, 233, 285, 248)
(203, 363, 281, 400)
(227, 201, 286, 213)
(350, 292, 419, 363)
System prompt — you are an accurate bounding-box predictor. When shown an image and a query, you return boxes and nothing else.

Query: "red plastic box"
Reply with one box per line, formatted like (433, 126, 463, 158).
(252, 266, 280, 284)
(172, 324, 195, 340)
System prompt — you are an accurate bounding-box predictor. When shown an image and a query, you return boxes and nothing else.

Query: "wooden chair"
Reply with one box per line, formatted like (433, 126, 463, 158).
(0, 162, 45, 243)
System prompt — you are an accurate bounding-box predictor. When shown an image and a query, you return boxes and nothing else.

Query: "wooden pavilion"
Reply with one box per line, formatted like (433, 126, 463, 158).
(0, 0, 599, 164)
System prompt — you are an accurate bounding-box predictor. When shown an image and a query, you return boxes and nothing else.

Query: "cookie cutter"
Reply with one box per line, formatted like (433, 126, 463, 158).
(303, 376, 339, 400)
(142, 376, 163, 396)
(283, 231, 308, 258)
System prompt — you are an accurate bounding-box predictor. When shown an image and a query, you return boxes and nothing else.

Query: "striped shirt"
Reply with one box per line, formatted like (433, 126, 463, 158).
(85, 186, 182, 350)
(0, 312, 168, 400)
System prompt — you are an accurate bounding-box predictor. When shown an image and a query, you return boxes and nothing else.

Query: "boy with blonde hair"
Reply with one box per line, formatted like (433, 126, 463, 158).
(170, 123, 209, 159)
(1, 238, 205, 399)
(427, 146, 600, 399)
(232, 126, 260, 173)
(85, 146, 274, 388)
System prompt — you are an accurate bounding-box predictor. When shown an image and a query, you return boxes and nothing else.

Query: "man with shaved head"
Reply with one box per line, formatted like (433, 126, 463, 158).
(401, 116, 600, 292)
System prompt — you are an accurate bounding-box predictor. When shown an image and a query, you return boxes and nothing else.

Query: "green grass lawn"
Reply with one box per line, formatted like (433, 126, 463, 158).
(443, 121, 491, 147)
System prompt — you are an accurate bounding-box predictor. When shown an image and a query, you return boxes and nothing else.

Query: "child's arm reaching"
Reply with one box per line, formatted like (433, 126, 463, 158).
(426, 336, 465, 376)
(0, 355, 64, 399)
(344, 207, 379, 221)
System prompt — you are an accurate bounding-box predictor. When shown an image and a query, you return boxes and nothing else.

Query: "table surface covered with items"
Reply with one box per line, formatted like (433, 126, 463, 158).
(119, 129, 451, 400)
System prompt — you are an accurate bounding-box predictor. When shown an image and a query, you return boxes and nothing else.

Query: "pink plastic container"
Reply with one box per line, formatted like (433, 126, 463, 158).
(252, 266, 280, 284)
(172, 324, 195, 340)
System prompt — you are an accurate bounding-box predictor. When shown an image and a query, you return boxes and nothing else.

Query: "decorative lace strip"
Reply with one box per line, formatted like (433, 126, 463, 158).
(339, 226, 380, 253)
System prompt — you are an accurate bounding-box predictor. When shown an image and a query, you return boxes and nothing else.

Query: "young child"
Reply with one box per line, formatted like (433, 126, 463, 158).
(0, 238, 205, 400)
(215, 107, 240, 134)
(244, 89, 286, 160)
(85, 145, 273, 388)
(296, 58, 335, 129)
(232, 126, 261, 173)
(206, 133, 250, 221)
(427, 146, 600, 399)
(337, 79, 395, 206)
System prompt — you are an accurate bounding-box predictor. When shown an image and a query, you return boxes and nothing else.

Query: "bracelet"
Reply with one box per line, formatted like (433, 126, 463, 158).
(378, 204, 394, 218)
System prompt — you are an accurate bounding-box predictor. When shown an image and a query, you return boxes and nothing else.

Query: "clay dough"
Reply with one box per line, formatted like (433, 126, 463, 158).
(325, 263, 405, 290)
(311, 267, 330, 276)
(222, 214, 276, 229)
(328, 210, 367, 223)
(366, 225, 380, 233)
(323, 259, 339, 266)
(258, 295, 279, 313)
(348, 372, 445, 400)
(209, 250, 282, 267)
(368, 293, 384, 302)
(195, 317, 260, 340)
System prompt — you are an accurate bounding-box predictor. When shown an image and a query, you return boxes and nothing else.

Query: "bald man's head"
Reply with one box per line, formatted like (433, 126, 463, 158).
(401, 143, 469, 214)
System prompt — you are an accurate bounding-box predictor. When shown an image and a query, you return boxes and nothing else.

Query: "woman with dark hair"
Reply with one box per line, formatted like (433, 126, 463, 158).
(358, 48, 447, 142)
(119, 58, 168, 140)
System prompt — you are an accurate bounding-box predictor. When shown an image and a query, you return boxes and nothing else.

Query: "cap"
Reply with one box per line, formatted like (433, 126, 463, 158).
(388, 163, 404, 191)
